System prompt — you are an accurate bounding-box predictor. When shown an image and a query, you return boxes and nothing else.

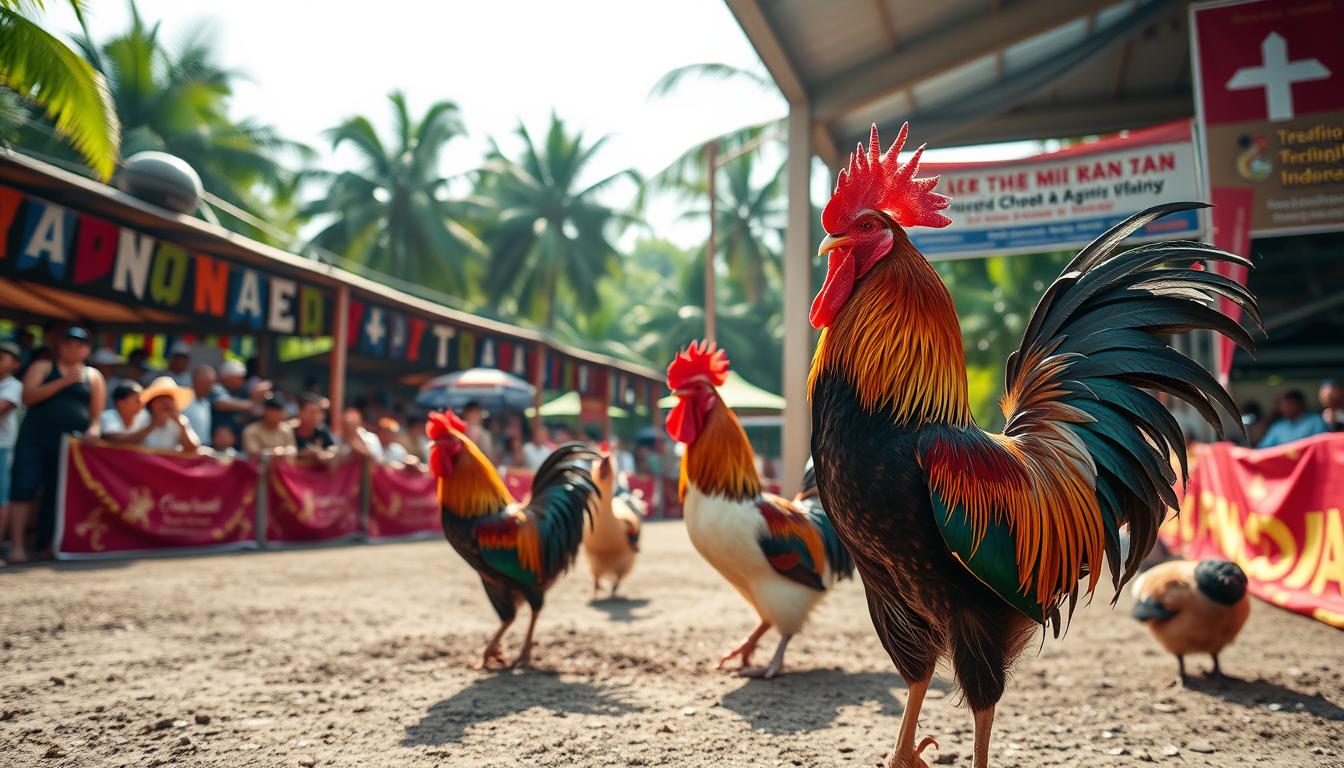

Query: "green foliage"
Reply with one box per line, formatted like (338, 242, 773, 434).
(937, 250, 1073, 429)
(0, 0, 119, 179)
(303, 91, 482, 298)
(474, 113, 639, 329)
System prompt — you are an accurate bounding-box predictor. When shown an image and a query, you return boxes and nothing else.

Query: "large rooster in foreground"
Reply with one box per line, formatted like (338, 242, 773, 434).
(807, 125, 1258, 768)
(427, 411, 599, 668)
(668, 341, 854, 678)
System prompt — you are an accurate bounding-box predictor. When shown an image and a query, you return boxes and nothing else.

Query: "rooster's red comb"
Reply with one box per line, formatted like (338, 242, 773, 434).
(666, 340, 729, 390)
(426, 410, 467, 441)
(821, 122, 952, 234)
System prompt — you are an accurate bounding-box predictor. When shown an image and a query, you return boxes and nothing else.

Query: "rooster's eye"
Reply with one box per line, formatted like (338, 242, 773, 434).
(860, 219, 874, 232)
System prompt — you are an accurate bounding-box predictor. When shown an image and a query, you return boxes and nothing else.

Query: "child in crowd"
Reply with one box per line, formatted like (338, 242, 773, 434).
(0, 340, 23, 567)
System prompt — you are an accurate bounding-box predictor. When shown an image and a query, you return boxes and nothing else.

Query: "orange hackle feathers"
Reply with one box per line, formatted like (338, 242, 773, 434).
(808, 237, 972, 427)
(822, 122, 953, 234)
(679, 399, 763, 503)
(432, 425, 514, 519)
(666, 339, 730, 390)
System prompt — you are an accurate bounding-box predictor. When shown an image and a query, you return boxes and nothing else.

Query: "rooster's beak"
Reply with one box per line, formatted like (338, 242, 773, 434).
(818, 234, 850, 256)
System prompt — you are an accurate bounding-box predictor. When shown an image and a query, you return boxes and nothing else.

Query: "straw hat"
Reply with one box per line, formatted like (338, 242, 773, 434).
(141, 376, 194, 410)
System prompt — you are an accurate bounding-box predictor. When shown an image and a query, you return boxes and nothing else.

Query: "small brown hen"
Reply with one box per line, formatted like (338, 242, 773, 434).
(1131, 559, 1251, 684)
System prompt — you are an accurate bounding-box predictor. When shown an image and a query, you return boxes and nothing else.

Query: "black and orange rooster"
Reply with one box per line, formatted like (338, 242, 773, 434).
(807, 124, 1257, 768)
(426, 410, 599, 669)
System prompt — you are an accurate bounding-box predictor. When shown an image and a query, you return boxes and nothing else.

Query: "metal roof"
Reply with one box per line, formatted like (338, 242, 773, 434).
(726, 0, 1195, 165)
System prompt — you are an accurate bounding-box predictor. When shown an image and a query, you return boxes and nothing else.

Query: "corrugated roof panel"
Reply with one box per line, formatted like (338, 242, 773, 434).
(876, 0, 995, 44)
(1095, 0, 1140, 31)
(837, 89, 914, 145)
(1003, 16, 1089, 75)
(767, 0, 891, 82)
(910, 53, 998, 110)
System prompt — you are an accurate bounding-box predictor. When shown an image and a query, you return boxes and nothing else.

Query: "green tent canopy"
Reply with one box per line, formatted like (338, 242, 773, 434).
(526, 391, 630, 419)
(658, 371, 785, 415)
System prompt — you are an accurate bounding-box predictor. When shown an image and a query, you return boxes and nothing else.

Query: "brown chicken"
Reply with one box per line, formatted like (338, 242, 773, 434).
(582, 453, 642, 598)
(1131, 559, 1251, 684)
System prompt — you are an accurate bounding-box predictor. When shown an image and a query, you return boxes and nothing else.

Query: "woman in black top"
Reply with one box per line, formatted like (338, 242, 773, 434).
(8, 327, 105, 562)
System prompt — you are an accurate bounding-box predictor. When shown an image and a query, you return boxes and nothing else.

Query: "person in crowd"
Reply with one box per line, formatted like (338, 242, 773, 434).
(142, 341, 192, 386)
(8, 326, 105, 562)
(126, 347, 151, 382)
(89, 348, 124, 395)
(376, 417, 410, 466)
(522, 422, 552, 470)
(499, 434, 524, 472)
(0, 340, 23, 566)
(99, 382, 151, 442)
(551, 423, 576, 444)
(293, 394, 337, 462)
(213, 359, 265, 439)
(241, 395, 296, 457)
(403, 412, 429, 463)
(1258, 390, 1330, 448)
(340, 408, 382, 463)
(1320, 379, 1344, 432)
(14, 329, 35, 364)
(139, 377, 200, 452)
(182, 365, 224, 444)
(210, 424, 239, 458)
(461, 401, 495, 463)
(608, 437, 636, 476)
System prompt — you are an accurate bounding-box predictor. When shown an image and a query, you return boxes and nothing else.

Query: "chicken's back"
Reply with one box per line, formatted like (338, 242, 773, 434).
(1132, 560, 1251, 656)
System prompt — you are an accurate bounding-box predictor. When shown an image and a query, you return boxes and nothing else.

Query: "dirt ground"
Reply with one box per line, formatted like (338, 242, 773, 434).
(1, 521, 1341, 768)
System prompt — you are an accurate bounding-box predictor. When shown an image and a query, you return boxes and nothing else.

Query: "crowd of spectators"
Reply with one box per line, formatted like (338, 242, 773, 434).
(1242, 379, 1344, 448)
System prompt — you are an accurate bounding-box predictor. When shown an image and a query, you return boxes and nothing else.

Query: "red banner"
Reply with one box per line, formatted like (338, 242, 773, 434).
(503, 469, 530, 504)
(1163, 433, 1344, 630)
(368, 464, 441, 539)
(265, 457, 361, 544)
(57, 440, 258, 558)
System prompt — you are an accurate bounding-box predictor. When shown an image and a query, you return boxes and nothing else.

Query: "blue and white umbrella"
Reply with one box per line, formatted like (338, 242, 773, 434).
(415, 367, 535, 413)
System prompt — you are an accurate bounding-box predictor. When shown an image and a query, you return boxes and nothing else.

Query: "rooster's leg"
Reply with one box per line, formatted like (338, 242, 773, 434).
(591, 577, 601, 600)
(717, 620, 770, 670)
(738, 633, 791, 679)
(1210, 653, 1223, 679)
(887, 677, 937, 768)
(1177, 654, 1188, 686)
(609, 577, 622, 599)
(970, 706, 994, 768)
(510, 607, 540, 669)
(481, 619, 513, 670)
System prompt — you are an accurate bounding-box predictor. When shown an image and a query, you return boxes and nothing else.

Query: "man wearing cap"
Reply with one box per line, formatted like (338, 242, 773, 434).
(242, 394, 295, 456)
(160, 342, 193, 387)
(8, 326, 105, 562)
(100, 382, 152, 443)
(139, 376, 200, 452)
(213, 359, 265, 440)
(89, 347, 125, 396)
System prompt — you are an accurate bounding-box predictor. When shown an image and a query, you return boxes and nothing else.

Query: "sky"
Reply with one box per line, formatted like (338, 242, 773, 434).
(41, 0, 1040, 249)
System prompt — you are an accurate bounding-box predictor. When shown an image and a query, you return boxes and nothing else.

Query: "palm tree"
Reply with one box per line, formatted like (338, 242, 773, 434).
(303, 91, 481, 297)
(676, 152, 785, 305)
(475, 113, 639, 330)
(0, 0, 119, 179)
(76, 6, 302, 238)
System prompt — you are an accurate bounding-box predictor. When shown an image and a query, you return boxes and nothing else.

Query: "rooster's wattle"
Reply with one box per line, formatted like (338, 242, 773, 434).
(807, 124, 1258, 768)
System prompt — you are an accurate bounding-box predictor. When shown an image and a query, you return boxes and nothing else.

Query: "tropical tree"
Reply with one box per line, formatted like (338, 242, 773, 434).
(475, 113, 638, 329)
(676, 152, 785, 305)
(0, 0, 119, 178)
(303, 91, 482, 297)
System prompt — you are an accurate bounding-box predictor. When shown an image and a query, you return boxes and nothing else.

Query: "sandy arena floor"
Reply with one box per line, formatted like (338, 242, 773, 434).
(1, 521, 1341, 767)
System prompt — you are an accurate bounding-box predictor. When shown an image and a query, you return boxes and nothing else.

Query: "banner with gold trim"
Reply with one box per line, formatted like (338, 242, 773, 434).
(264, 457, 361, 545)
(55, 439, 258, 559)
(367, 464, 440, 540)
(1163, 433, 1344, 630)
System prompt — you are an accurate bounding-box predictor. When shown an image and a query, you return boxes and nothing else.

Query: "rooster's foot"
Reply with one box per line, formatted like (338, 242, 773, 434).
(716, 642, 757, 671)
(735, 661, 783, 679)
(510, 644, 534, 669)
(888, 736, 938, 768)
(479, 647, 508, 671)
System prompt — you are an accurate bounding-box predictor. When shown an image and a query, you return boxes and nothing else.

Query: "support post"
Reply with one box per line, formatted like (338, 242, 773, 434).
(705, 141, 719, 343)
(531, 344, 545, 435)
(781, 102, 812, 496)
(329, 285, 350, 431)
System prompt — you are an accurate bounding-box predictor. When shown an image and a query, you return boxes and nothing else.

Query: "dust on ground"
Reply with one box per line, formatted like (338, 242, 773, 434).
(2, 521, 1341, 767)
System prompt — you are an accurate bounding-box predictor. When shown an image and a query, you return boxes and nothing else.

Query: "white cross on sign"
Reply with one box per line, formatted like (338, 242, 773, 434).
(1226, 32, 1330, 122)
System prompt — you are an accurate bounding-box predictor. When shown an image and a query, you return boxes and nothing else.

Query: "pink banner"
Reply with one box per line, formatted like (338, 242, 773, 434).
(368, 464, 441, 539)
(265, 457, 361, 544)
(503, 469, 530, 503)
(58, 440, 258, 558)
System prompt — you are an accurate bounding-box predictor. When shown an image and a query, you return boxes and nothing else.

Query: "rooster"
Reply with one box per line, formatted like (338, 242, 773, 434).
(426, 410, 599, 668)
(582, 452, 643, 598)
(1131, 558, 1251, 684)
(667, 341, 854, 678)
(807, 124, 1257, 768)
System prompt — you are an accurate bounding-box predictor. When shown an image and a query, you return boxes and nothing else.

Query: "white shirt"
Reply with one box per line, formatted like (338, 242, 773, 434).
(382, 441, 408, 464)
(143, 419, 197, 451)
(100, 408, 150, 436)
(0, 375, 20, 449)
(522, 442, 550, 470)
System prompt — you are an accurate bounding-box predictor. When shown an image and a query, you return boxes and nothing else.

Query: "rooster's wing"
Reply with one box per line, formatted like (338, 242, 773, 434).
(919, 203, 1258, 629)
